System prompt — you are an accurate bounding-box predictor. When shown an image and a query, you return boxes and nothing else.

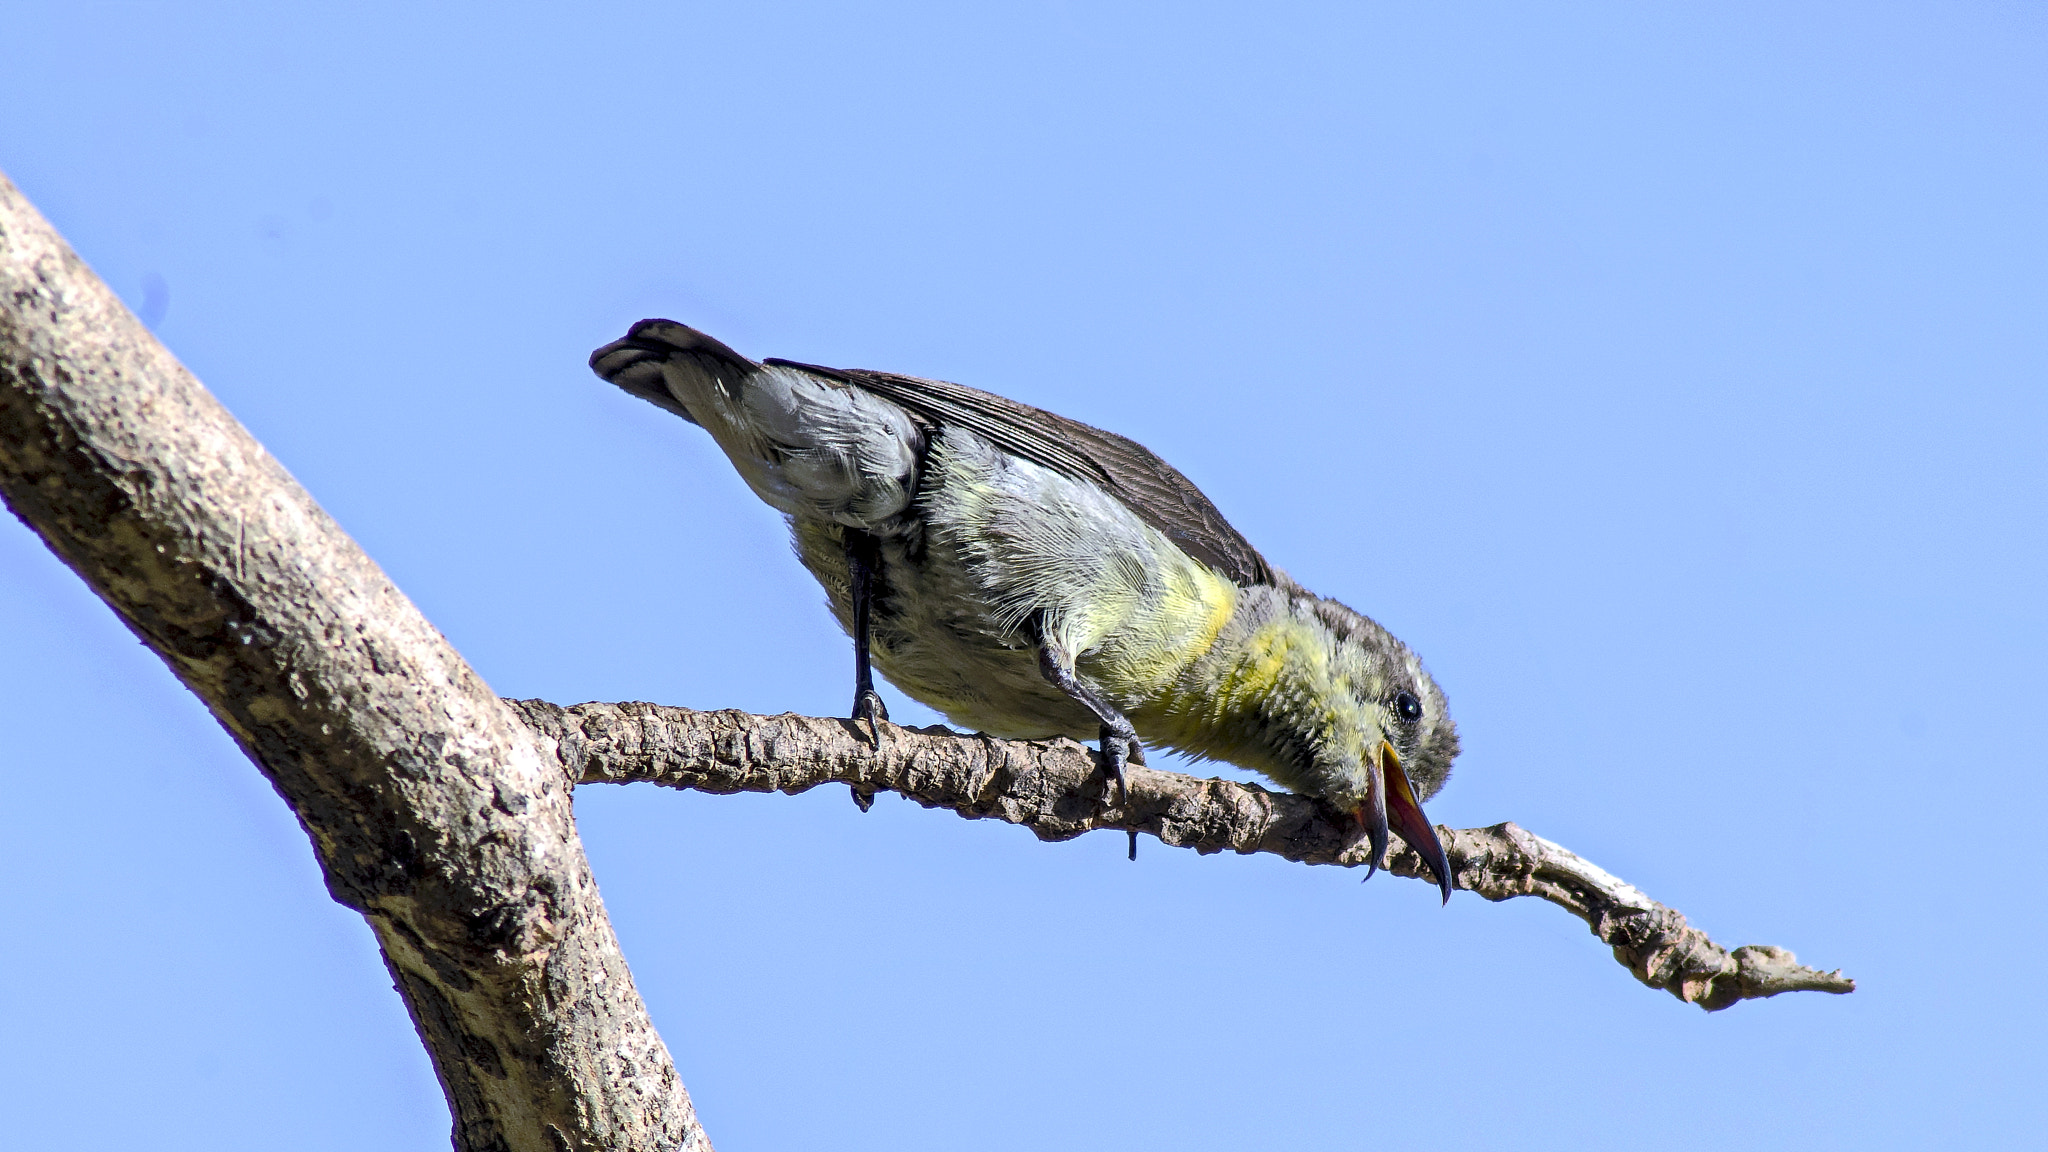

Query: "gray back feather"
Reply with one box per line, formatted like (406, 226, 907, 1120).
(764, 358, 1279, 587)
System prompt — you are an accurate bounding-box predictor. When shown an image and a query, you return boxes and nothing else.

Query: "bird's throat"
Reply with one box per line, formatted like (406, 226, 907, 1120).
(1128, 592, 1337, 790)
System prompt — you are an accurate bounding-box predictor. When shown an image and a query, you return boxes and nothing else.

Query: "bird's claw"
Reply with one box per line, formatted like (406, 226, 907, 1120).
(853, 688, 889, 751)
(1098, 729, 1138, 803)
(1099, 726, 1143, 861)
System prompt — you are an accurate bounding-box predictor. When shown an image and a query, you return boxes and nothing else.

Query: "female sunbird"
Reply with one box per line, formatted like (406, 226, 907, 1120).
(591, 320, 1457, 899)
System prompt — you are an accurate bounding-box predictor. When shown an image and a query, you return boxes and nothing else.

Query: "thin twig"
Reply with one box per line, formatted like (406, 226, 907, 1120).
(512, 699, 1854, 1012)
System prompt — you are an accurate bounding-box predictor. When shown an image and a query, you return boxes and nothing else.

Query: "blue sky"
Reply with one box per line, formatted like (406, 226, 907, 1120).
(2, 3, 2043, 1148)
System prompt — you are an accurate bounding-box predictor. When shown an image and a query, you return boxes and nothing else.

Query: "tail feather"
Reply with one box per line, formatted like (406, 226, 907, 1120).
(589, 318, 757, 424)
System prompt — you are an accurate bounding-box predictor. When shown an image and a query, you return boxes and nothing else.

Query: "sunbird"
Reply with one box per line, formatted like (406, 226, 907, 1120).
(591, 320, 1458, 899)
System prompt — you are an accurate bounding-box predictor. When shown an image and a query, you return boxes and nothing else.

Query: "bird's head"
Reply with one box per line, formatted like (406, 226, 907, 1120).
(1272, 595, 1460, 901)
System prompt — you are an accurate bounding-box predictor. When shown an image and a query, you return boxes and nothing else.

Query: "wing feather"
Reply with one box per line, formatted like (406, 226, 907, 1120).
(764, 358, 1277, 587)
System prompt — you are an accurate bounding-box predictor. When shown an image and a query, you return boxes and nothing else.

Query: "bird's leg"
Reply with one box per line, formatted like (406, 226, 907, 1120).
(1032, 625, 1144, 861)
(845, 528, 890, 752)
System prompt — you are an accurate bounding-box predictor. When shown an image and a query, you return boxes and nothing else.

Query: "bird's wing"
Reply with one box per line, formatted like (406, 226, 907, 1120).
(763, 358, 1278, 587)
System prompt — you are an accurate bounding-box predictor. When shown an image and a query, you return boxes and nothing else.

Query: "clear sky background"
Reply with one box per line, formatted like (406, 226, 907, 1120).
(2, 3, 2042, 1148)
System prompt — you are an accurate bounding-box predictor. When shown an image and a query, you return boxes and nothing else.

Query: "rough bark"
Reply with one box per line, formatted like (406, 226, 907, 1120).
(512, 700, 1855, 1011)
(0, 173, 709, 1151)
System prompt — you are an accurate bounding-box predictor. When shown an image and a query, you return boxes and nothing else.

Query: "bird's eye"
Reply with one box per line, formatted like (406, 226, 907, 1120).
(1394, 691, 1423, 723)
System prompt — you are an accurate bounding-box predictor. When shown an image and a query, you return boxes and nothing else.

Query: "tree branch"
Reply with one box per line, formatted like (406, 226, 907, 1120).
(513, 699, 1855, 1012)
(0, 173, 710, 1152)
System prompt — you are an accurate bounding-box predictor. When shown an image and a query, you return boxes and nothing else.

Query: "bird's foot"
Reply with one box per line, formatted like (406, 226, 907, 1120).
(1098, 725, 1144, 861)
(848, 783, 879, 813)
(852, 688, 890, 751)
(1097, 726, 1141, 802)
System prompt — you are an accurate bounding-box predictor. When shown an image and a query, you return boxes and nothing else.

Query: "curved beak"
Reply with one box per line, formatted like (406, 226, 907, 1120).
(1355, 741, 1455, 905)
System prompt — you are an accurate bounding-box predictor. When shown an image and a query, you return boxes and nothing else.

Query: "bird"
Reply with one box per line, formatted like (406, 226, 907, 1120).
(589, 320, 1459, 900)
